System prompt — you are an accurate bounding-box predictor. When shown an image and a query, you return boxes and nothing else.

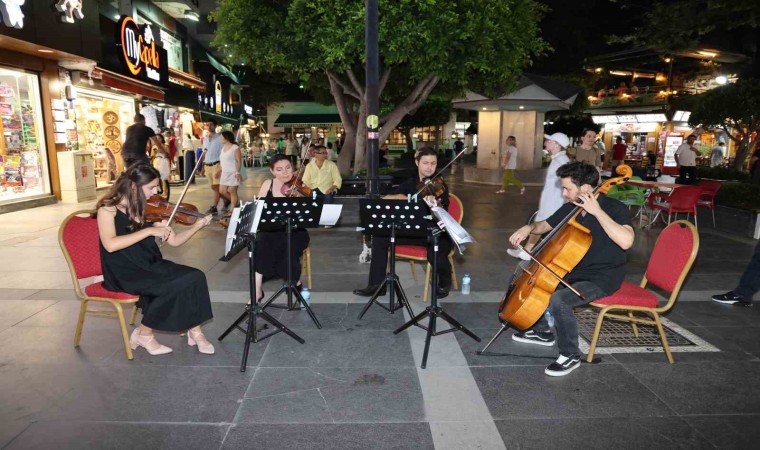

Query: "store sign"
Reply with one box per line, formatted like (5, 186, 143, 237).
(116, 16, 169, 86)
(214, 81, 222, 113)
(55, 0, 83, 24)
(0, 0, 25, 29)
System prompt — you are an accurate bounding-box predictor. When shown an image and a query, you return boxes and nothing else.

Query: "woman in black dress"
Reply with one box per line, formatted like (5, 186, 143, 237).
(96, 164, 215, 356)
(254, 154, 310, 302)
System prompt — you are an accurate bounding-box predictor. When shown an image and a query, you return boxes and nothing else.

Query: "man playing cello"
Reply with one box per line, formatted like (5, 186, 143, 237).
(508, 161, 634, 376)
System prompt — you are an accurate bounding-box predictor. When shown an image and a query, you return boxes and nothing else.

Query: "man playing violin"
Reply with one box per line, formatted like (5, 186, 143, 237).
(354, 147, 454, 298)
(508, 161, 634, 376)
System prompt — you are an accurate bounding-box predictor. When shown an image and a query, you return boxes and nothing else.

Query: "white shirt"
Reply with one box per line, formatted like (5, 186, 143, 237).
(507, 145, 518, 169)
(537, 151, 570, 221)
(675, 143, 697, 166)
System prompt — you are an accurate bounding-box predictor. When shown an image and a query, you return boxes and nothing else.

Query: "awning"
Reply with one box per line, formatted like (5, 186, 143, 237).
(200, 110, 240, 126)
(274, 114, 342, 127)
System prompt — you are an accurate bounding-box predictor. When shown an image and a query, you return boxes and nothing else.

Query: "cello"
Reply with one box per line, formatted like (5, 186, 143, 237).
(479, 164, 633, 353)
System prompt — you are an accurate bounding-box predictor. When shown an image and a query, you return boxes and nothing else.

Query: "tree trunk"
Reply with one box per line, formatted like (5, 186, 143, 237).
(402, 127, 414, 154)
(732, 137, 751, 171)
(337, 131, 355, 174)
(353, 106, 368, 175)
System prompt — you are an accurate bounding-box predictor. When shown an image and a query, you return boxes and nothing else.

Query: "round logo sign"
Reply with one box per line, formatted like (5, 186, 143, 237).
(366, 114, 379, 129)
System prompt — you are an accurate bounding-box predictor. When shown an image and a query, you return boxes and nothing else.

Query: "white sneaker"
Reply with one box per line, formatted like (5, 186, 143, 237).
(507, 248, 531, 261)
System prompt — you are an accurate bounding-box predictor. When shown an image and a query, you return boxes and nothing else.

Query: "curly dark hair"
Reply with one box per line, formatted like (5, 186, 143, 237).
(556, 161, 599, 188)
(95, 163, 160, 230)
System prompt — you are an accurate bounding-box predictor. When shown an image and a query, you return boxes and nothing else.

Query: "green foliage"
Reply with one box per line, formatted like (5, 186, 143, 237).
(715, 182, 760, 211)
(696, 166, 750, 182)
(211, 0, 548, 96)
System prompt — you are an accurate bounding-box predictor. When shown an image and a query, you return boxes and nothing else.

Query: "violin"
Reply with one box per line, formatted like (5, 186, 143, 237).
(416, 176, 445, 198)
(280, 176, 313, 197)
(497, 165, 633, 330)
(145, 195, 208, 226)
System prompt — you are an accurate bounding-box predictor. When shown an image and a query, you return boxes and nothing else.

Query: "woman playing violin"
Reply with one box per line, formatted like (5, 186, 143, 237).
(254, 155, 310, 302)
(508, 161, 634, 377)
(96, 163, 215, 356)
(353, 147, 454, 298)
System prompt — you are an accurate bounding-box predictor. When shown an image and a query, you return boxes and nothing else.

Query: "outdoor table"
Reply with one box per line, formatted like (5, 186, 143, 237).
(626, 179, 686, 228)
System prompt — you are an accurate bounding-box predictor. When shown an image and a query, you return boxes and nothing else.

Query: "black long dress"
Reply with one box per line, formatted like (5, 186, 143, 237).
(99, 209, 213, 332)
(254, 180, 310, 281)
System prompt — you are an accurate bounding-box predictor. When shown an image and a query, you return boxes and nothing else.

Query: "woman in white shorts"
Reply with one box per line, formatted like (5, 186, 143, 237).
(219, 130, 242, 215)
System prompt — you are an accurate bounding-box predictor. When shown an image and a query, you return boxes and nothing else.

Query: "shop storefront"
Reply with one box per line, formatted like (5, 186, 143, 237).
(0, 66, 50, 204)
(0, 0, 100, 212)
(593, 114, 666, 169)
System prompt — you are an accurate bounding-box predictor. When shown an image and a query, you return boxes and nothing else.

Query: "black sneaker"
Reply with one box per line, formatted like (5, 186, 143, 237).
(512, 330, 555, 347)
(205, 206, 218, 215)
(545, 354, 581, 377)
(712, 291, 752, 306)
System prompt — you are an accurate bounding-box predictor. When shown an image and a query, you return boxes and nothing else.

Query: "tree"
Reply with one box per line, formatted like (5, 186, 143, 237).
(386, 96, 453, 154)
(682, 79, 760, 170)
(210, 0, 547, 174)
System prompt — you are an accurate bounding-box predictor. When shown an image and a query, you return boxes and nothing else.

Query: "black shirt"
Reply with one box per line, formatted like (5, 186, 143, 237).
(390, 176, 450, 210)
(546, 195, 633, 295)
(122, 124, 156, 162)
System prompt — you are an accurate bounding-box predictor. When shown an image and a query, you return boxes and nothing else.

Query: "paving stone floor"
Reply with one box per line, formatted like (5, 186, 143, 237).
(1, 165, 759, 449)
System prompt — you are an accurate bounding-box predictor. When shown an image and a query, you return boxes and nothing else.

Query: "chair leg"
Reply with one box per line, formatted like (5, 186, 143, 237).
(449, 255, 458, 290)
(667, 212, 671, 225)
(74, 299, 88, 346)
(628, 311, 639, 337)
(129, 304, 139, 326)
(423, 263, 431, 303)
(712, 207, 716, 228)
(694, 209, 698, 230)
(114, 303, 134, 360)
(304, 248, 312, 289)
(651, 311, 674, 364)
(408, 261, 417, 282)
(586, 309, 607, 362)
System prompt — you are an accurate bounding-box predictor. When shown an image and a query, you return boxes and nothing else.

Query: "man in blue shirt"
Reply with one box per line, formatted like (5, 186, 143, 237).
(202, 119, 230, 214)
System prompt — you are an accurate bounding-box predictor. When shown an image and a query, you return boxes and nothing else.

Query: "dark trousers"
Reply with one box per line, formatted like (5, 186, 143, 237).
(367, 234, 453, 288)
(532, 281, 608, 357)
(735, 241, 760, 300)
(679, 165, 697, 184)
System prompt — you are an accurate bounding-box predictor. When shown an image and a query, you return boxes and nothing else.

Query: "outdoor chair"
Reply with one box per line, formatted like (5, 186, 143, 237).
(696, 180, 722, 228)
(647, 185, 703, 229)
(58, 210, 140, 361)
(587, 220, 699, 363)
(394, 193, 463, 301)
(301, 247, 312, 289)
(606, 177, 647, 227)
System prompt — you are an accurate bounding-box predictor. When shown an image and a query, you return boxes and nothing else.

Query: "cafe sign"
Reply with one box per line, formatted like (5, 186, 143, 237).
(116, 16, 169, 86)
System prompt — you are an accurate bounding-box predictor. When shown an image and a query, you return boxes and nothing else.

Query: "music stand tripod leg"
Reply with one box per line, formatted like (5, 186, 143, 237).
(358, 224, 413, 319)
(260, 217, 322, 329)
(394, 228, 480, 369)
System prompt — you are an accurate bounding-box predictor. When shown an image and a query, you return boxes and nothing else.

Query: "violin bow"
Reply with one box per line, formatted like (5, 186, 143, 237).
(166, 148, 208, 227)
(413, 149, 467, 197)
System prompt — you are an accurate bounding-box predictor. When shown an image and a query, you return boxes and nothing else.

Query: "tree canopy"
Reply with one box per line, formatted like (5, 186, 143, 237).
(211, 0, 548, 173)
(682, 79, 760, 169)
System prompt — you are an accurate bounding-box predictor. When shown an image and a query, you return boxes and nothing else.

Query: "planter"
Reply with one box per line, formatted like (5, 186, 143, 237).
(338, 175, 394, 196)
(712, 204, 760, 239)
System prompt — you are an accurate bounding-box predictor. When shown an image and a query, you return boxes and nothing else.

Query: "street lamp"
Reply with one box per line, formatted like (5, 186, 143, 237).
(451, 131, 457, 139)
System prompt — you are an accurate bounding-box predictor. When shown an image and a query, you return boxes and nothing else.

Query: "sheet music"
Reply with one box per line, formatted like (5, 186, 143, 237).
(319, 204, 343, 226)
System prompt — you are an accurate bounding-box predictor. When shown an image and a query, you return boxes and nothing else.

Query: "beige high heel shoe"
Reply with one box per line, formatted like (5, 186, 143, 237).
(130, 328, 173, 355)
(187, 329, 215, 355)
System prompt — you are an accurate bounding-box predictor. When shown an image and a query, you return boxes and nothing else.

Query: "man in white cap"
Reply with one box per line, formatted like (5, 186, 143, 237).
(508, 132, 571, 260)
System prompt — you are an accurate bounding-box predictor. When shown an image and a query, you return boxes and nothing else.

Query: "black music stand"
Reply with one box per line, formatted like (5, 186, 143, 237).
(217, 201, 305, 372)
(356, 198, 429, 320)
(258, 197, 323, 330)
(394, 225, 481, 369)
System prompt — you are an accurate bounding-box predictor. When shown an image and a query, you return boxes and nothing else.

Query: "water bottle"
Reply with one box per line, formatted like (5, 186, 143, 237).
(301, 288, 311, 305)
(545, 310, 555, 328)
(461, 274, 471, 295)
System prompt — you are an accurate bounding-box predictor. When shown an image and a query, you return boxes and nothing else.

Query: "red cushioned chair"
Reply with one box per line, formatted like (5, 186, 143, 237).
(647, 185, 703, 230)
(586, 220, 699, 363)
(58, 210, 140, 360)
(696, 180, 722, 228)
(395, 193, 463, 302)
